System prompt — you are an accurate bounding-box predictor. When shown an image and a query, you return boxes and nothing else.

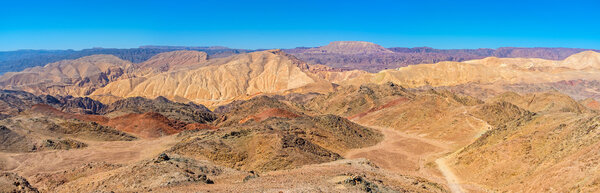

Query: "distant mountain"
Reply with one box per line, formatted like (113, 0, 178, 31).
(3, 43, 597, 74)
(303, 41, 394, 54)
(0, 55, 131, 96)
(0, 49, 335, 107)
(0, 47, 257, 75)
(286, 42, 600, 72)
(329, 51, 600, 88)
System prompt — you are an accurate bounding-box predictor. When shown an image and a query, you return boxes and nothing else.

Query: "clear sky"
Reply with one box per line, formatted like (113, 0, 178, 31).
(1, 0, 599, 51)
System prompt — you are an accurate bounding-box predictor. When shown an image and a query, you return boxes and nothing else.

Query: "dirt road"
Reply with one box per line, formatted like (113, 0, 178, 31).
(347, 103, 492, 193)
(345, 124, 451, 178)
(436, 157, 465, 193)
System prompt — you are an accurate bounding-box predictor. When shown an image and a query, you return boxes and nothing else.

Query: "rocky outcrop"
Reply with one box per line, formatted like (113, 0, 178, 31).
(0, 124, 88, 153)
(472, 101, 535, 127)
(171, 95, 382, 172)
(305, 83, 414, 117)
(0, 125, 37, 152)
(51, 154, 244, 192)
(55, 96, 106, 114)
(24, 103, 197, 139)
(0, 90, 46, 117)
(0, 172, 39, 193)
(0, 90, 108, 118)
(100, 96, 216, 124)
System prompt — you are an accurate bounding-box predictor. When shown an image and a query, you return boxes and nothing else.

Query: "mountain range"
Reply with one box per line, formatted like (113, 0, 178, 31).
(2, 41, 598, 74)
(1, 41, 600, 192)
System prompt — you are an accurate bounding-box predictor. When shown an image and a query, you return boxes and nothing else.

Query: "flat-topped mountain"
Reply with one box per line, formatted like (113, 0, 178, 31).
(304, 41, 394, 54)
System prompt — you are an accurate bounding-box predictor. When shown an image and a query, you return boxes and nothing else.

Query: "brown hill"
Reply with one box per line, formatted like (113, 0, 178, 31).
(91, 50, 334, 107)
(0, 55, 131, 96)
(100, 96, 216, 124)
(304, 84, 485, 145)
(170, 95, 382, 172)
(27, 104, 203, 139)
(238, 108, 300, 124)
(0, 90, 108, 119)
(0, 125, 38, 153)
(562, 51, 600, 70)
(488, 91, 589, 114)
(213, 95, 306, 127)
(0, 121, 89, 153)
(471, 101, 535, 127)
(106, 112, 188, 139)
(449, 107, 600, 192)
(288, 43, 600, 72)
(431, 79, 600, 106)
(39, 155, 445, 193)
(304, 82, 414, 118)
(0, 172, 38, 193)
(581, 98, 600, 111)
(328, 51, 600, 90)
(28, 104, 109, 123)
(0, 90, 47, 118)
(50, 154, 243, 192)
(4, 114, 135, 142)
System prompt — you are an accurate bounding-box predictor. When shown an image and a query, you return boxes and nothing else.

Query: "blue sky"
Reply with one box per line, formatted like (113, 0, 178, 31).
(1, 0, 599, 51)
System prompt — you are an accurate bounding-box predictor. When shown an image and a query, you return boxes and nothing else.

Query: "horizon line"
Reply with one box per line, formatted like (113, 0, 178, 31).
(2, 44, 599, 52)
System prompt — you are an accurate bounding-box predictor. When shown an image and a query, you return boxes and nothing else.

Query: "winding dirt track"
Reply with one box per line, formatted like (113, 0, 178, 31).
(345, 124, 452, 181)
(346, 104, 492, 193)
(436, 157, 465, 193)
